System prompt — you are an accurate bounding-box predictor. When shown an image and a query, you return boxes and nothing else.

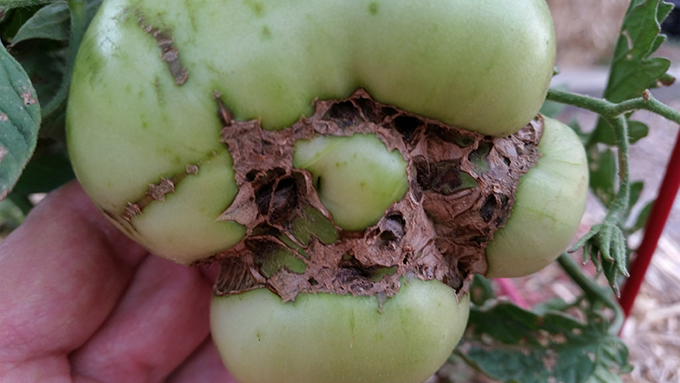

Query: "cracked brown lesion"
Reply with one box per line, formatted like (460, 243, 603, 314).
(136, 11, 189, 85)
(210, 89, 542, 302)
(116, 162, 200, 223)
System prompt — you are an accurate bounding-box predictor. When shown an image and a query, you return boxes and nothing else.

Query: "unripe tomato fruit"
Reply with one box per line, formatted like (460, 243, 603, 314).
(485, 117, 589, 278)
(63, 0, 578, 382)
(66, 0, 556, 264)
(211, 279, 470, 383)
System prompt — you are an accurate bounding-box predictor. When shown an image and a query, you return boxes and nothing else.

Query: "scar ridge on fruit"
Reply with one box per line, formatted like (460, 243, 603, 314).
(211, 89, 542, 301)
(136, 11, 188, 85)
(109, 160, 203, 225)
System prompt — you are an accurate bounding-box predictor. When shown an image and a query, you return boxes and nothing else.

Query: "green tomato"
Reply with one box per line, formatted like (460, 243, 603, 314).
(485, 117, 589, 278)
(66, 0, 555, 263)
(293, 134, 408, 231)
(211, 279, 470, 383)
(65, 0, 571, 381)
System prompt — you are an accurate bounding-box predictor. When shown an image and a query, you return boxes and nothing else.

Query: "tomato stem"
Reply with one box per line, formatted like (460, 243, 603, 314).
(601, 116, 630, 227)
(557, 253, 624, 335)
(550, 87, 637, 289)
(543, 86, 680, 294)
(546, 88, 680, 125)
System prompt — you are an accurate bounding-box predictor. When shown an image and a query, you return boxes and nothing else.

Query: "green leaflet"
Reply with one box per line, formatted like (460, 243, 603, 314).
(584, 0, 674, 292)
(11, 0, 102, 44)
(0, 42, 40, 199)
(458, 302, 632, 383)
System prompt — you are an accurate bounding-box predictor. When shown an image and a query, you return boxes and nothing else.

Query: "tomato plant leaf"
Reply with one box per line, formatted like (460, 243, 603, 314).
(568, 119, 591, 146)
(0, 0, 55, 9)
(626, 120, 650, 144)
(621, 181, 645, 228)
(590, 0, 672, 148)
(0, 197, 25, 231)
(539, 99, 564, 119)
(648, 72, 676, 88)
(10, 147, 73, 195)
(630, 199, 654, 233)
(12, 40, 66, 111)
(602, 254, 622, 294)
(539, 84, 567, 119)
(591, 120, 649, 146)
(604, 0, 673, 103)
(0, 5, 41, 40)
(10, 39, 68, 141)
(589, 148, 617, 207)
(470, 275, 495, 306)
(532, 297, 573, 316)
(12, 1, 69, 43)
(627, 181, 644, 209)
(458, 302, 631, 383)
(577, 0, 673, 296)
(12, 0, 102, 44)
(0, 42, 40, 200)
(586, 0, 668, 149)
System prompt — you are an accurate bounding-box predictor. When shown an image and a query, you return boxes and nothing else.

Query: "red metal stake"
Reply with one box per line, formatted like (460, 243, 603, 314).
(619, 128, 680, 318)
(496, 278, 530, 309)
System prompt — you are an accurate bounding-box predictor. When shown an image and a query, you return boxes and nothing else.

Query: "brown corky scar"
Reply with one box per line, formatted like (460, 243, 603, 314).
(209, 89, 542, 302)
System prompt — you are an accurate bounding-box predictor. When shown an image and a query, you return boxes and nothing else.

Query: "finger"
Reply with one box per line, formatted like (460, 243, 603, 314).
(166, 337, 239, 383)
(70, 255, 213, 383)
(0, 182, 148, 369)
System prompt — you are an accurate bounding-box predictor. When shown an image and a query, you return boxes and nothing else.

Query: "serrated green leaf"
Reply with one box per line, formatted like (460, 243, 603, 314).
(0, 196, 25, 230)
(628, 181, 644, 209)
(470, 274, 495, 306)
(657, 0, 674, 23)
(604, 0, 673, 103)
(650, 33, 666, 53)
(587, 365, 623, 383)
(460, 302, 631, 383)
(1, 5, 41, 40)
(584, 340, 630, 383)
(532, 297, 572, 316)
(568, 119, 591, 146)
(12, 0, 103, 44)
(589, 148, 617, 207)
(539, 99, 564, 119)
(540, 84, 567, 118)
(0, 0, 55, 9)
(591, 120, 649, 146)
(10, 147, 73, 195)
(622, 181, 645, 227)
(631, 199, 654, 233)
(12, 40, 66, 104)
(602, 256, 620, 295)
(12, 1, 69, 43)
(648, 72, 676, 88)
(627, 120, 650, 144)
(11, 40, 67, 140)
(0, 42, 40, 199)
(605, 57, 670, 103)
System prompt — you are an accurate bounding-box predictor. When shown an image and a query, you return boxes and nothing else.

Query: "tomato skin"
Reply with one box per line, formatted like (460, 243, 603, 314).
(293, 134, 409, 231)
(484, 117, 589, 278)
(210, 279, 470, 383)
(66, 0, 555, 263)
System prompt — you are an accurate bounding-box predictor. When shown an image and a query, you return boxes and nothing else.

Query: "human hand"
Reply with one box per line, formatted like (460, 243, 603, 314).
(0, 181, 238, 382)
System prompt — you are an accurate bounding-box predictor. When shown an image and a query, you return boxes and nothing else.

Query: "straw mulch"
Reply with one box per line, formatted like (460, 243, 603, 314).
(622, 234, 680, 383)
(617, 103, 680, 383)
(547, 0, 629, 67)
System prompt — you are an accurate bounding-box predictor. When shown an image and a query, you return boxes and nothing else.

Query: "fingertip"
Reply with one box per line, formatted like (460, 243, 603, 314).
(26, 180, 147, 266)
